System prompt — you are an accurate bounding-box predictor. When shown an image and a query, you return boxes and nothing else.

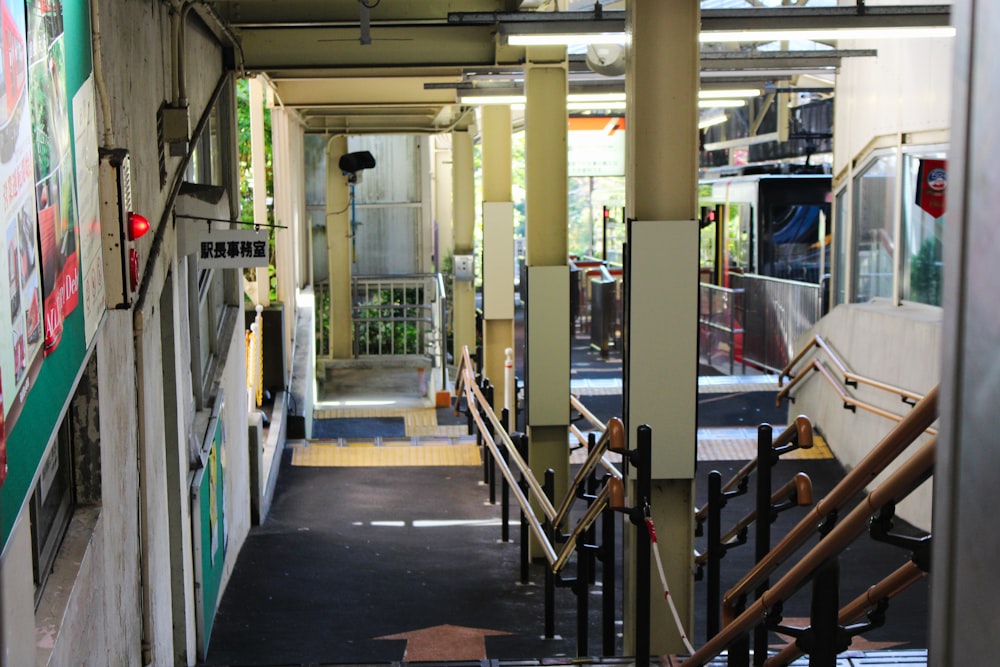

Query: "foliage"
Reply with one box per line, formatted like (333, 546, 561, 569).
(909, 237, 942, 306)
(235, 78, 277, 301)
(355, 288, 423, 355)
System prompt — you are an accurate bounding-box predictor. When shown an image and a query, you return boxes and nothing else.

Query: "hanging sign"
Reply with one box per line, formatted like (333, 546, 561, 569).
(915, 159, 947, 218)
(178, 226, 270, 268)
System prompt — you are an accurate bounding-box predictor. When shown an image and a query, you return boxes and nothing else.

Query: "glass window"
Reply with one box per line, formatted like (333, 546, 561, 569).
(852, 154, 897, 303)
(901, 152, 946, 306)
(833, 187, 848, 305)
(30, 418, 73, 604)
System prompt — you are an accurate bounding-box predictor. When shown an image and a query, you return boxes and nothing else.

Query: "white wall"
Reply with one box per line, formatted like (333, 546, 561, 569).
(834, 33, 953, 177)
(787, 302, 940, 530)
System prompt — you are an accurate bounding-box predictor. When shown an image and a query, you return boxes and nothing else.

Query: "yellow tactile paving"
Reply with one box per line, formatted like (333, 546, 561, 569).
(697, 432, 831, 461)
(291, 443, 482, 467)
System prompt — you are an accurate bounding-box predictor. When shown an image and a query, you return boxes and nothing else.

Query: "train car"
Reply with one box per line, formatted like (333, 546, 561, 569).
(698, 168, 832, 373)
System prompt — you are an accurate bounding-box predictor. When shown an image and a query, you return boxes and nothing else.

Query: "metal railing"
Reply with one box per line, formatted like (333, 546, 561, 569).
(682, 386, 938, 666)
(313, 274, 446, 375)
(454, 345, 624, 571)
(729, 273, 825, 374)
(699, 283, 745, 374)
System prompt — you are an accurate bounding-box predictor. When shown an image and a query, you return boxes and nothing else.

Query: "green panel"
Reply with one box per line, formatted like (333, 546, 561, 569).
(193, 408, 227, 659)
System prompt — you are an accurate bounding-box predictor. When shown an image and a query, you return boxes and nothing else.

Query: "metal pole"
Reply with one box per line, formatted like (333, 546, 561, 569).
(754, 424, 774, 667)
(517, 433, 530, 585)
(500, 420, 511, 543)
(809, 557, 842, 667)
(544, 469, 556, 640)
(602, 487, 617, 656)
(577, 530, 590, 657)
(707, 470, 723, 641)
(635, 425, 652, 667)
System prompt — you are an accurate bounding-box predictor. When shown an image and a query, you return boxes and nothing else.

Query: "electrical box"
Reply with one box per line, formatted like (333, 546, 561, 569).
(161, 104, 189, 156)
(99, 148, 135, 309)
(454, 254, 474, 281)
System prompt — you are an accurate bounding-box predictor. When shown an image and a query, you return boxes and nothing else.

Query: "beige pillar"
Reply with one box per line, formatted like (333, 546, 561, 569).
(624, 0, 699, 656)
(452, 130, 477, 361)
(523, 46, 570, 519)
(480, 106, 515, 406)
(325, 135, 353, 359)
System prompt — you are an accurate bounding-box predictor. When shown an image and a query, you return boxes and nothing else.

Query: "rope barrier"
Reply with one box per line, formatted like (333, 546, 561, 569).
(646, 513, 695, 655)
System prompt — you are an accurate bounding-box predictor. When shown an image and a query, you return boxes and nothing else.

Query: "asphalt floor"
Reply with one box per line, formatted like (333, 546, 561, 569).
(203, 332, 930, 667)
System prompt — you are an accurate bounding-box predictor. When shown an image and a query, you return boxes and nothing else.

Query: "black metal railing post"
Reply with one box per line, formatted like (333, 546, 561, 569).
(486, 382, 496, 505)
(707, 470, 723, 641)
(635, 424, 652, 667)
(544, 469, 556, 640)
(753, 423, 775, 667)
(601, 487, 617, 657)
(516, 432, 530, 584)
(500, 408, 511, 543)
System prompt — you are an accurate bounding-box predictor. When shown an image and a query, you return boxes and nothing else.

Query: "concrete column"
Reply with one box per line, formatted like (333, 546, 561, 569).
(480, 106, 515, 405)
(624, 0, 699, 656)
(434, 134, 454, 274)
(523, 46, 570, 516)
(451, 130, 476, 362)
(325, 135, 353, 359)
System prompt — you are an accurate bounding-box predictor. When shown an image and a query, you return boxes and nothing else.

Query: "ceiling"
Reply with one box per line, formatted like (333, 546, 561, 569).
(204, 1, 951, 136)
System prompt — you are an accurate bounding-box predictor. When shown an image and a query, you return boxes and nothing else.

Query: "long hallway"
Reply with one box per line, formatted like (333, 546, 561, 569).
(203, 333, 931, 666)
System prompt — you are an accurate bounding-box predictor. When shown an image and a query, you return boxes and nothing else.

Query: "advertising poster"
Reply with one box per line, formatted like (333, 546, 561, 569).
(567, 116, 626, 177)
(28, 0, 79, 355)
(0, 0, 43, 442)
(73, 77, 104, 344)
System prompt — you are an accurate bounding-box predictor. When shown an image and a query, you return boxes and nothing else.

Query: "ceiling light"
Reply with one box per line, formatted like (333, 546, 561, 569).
(506, 32, 626, 47)
(699, 99, 747, 109)
(459, 94, 526, 105)
(699, 88, 760, 99)
(699, 114, 728, 130)
(700, 26, 955, 44)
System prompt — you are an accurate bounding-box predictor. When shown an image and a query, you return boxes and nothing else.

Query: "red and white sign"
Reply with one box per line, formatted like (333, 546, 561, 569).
(916, 159, 947, 218)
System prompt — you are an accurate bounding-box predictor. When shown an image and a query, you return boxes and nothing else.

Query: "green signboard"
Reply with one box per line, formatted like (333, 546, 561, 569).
(192, 393, 227, 659)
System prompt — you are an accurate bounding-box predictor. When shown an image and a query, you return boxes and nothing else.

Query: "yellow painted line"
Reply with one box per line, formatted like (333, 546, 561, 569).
(697, 433, 831, 461)
(291, 443, 482, 467)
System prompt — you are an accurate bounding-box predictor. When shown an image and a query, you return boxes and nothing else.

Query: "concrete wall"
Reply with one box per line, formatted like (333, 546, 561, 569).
(0, 2, 255, 665)
(786, 302, 940, 530)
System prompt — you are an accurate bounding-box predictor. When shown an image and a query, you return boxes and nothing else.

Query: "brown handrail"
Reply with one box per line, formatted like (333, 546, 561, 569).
(780, 334, 927, 410)
(453, 345, 624, 572)
(763, 560, 927, 667)
(684, 436, 936, 666)
(694, 416, 813, 525)
(717, 385, 936, 625)
(694, 473, 813, 569)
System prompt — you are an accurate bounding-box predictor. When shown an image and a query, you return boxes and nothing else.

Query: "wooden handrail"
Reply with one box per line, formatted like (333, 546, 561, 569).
(684, 436, 936, 666)
(694, 417, 813, 525)
(453, 346, 622, 571)
(763, 560, 927, 667)
(694, 473, 813, 569)
(716, 385, 936, 624)
(780, 334, 926, 408)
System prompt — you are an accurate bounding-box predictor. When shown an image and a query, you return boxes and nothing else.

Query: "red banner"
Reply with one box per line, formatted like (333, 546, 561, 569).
(916, 159, 947, 218)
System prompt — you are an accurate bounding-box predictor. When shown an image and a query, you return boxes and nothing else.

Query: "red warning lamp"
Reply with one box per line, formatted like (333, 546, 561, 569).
(128, 212, 150, 241)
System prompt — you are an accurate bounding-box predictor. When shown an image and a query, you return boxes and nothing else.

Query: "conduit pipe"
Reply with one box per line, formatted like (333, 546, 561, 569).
(90, 0, 115, 147)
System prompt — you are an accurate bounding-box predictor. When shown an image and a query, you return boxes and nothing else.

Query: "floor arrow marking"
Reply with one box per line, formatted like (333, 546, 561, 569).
(376, 624, 511, 661)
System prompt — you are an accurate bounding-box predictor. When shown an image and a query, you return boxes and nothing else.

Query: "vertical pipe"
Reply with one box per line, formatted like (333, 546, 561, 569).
(707, 470, 723, 641)
(753, 424, 774, 666)
(487, 383, 496, 505)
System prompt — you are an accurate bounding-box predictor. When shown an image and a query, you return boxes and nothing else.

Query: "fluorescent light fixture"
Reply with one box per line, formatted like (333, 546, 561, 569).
(506, 32, 625, 47)
(568, 92, 626, 103)
(699, 88, 760, 99)
(567, 101, 626, 111)
(460, 94, 526, 105)
(700, 26, 955, 44)
(698, 113, 728, 130)
(699, 99, 747, 109)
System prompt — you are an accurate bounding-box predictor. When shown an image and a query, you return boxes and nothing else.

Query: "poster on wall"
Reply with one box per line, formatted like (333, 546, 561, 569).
(0, 0, 44, 441)
(28, 0, 79, 355)
(567, 116, 626, 177)
(72, 77, 104, 344)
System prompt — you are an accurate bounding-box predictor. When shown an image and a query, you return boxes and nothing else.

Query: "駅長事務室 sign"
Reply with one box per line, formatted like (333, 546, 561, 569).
(179, 227, 271, 268)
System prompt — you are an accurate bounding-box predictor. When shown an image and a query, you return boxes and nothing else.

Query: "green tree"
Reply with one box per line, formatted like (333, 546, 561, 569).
(236, 78, 276, 300)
